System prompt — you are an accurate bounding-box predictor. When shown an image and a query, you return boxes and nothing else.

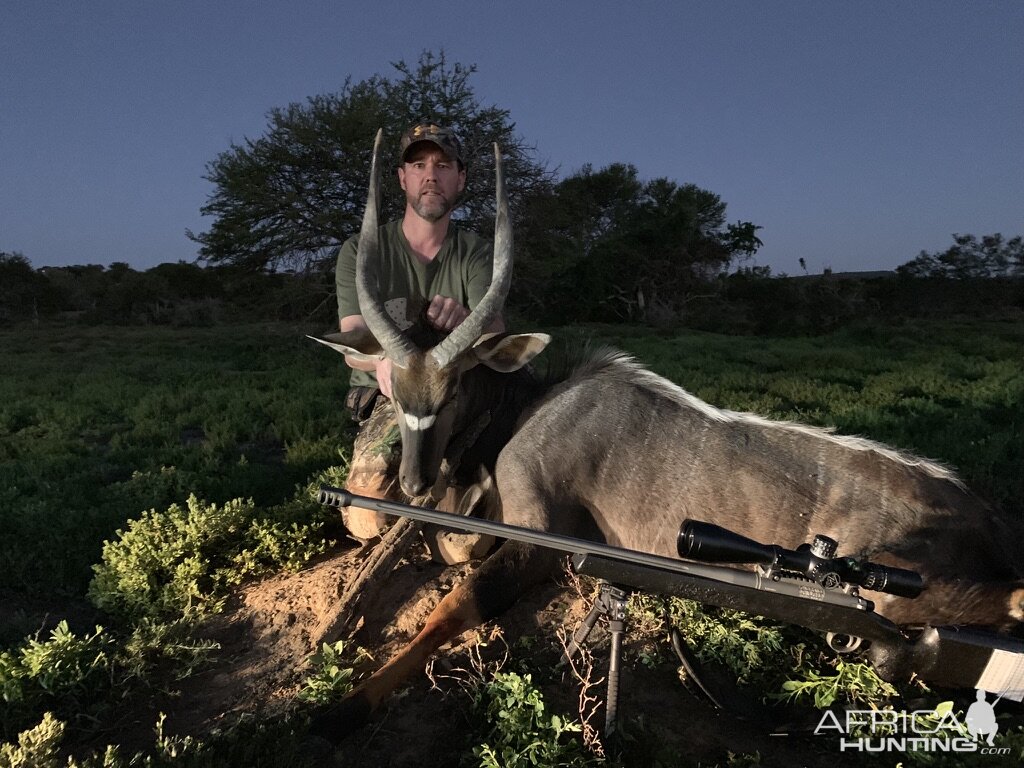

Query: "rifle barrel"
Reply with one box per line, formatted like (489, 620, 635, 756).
(318, 485, 871, 611)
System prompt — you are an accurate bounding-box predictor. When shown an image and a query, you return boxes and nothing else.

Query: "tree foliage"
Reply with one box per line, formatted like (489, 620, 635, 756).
(0, 251, 60, 323)
(513, 163, 763, 323)
(896, 233, 1024, 279)
(189, 51, 552, 273)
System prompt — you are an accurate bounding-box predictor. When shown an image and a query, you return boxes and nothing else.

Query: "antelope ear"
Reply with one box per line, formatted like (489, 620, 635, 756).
(470, 333, 551, 373)
(307, 330, 385, 362)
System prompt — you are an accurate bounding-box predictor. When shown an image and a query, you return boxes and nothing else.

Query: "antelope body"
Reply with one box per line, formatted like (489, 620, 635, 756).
(311, 131, 1024, 739)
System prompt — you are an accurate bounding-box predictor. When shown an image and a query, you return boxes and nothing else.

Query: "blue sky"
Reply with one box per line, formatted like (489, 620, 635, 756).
(2, 1, 1021, 275)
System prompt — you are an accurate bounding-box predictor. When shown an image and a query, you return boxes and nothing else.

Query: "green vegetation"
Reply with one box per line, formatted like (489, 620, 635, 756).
(2, 317, 1023, 766)
(628, 593, 791, 686)
(1, 618, 218, 741)
(89, 494, 332, 621)
(0, 323, 349, 598)
(776, 659, 898, 709)
(470, 672, 592, 768)
(0, 622, 113, 737)
(0, 711, 312, 768)
(295, 641, 358, 705)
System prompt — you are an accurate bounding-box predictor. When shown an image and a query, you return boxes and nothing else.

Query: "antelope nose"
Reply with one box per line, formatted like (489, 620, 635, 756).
(400, 474, 428, 498)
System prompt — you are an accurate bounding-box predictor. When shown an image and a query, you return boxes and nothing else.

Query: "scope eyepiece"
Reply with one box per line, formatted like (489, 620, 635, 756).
(836, 559, 923, 599)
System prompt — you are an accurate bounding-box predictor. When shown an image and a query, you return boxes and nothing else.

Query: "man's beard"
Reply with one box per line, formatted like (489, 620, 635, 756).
(409, 189, 454, 222)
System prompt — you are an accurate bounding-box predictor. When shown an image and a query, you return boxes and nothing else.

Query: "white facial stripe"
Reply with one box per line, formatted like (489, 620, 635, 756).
(403, 413, 437, 431)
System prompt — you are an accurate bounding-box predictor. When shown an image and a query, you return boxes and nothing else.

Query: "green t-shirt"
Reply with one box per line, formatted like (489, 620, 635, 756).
(335, 218, 494, 387)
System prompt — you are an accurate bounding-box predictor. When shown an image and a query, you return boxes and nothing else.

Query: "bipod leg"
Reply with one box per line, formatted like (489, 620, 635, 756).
(670, 625, 732, 711)
(561, 595, 605, 663)
(562, 582, 632, 739)
(601, 584, 629, 737)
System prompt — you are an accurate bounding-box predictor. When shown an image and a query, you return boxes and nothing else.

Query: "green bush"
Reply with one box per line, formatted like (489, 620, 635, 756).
(628, 594, 793, 686)
(775, 659, 898, 708)
(1, 618, 220, 741)
(88, 494, 332, 621)
(0, 622, 113, 739)
(0, 712, 67, 768)
(0, 711, 320, 768)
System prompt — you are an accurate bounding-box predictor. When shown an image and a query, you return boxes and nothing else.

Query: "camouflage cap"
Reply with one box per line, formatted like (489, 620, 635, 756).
(399, 123, 463, 165)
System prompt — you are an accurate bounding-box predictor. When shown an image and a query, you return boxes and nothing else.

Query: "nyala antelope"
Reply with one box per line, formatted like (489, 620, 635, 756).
(311, 130, 1024, 739)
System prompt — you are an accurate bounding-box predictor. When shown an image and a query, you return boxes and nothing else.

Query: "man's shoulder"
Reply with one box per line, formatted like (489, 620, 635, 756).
(451, 225, 487, 246)
(339, 220, 405, 255)
(448, 225, 491, 257)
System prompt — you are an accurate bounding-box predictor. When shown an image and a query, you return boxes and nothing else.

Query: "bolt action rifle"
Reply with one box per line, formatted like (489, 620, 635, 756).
(318, 486, 1024, 731)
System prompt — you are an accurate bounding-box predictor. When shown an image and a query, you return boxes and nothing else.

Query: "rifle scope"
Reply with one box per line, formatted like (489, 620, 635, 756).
(677, 520, 923, 599)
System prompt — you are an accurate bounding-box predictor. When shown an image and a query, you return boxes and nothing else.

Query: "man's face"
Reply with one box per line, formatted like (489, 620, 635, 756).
(398, 144, 466, 223)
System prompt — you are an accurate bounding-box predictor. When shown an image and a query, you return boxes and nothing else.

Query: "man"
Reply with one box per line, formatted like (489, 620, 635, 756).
(335, 123, 504, 545)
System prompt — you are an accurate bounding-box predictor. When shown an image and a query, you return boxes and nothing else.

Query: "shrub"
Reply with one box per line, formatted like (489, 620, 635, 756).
(775, 659, 898, 708)
(88, 494, 331, 621)
(0, 622, 113, 739)
(0, 712, 67, 768)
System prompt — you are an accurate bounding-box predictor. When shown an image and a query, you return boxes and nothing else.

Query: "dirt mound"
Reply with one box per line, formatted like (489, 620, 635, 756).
(120, 540, 590, 755)
(160, 543, 457, 734)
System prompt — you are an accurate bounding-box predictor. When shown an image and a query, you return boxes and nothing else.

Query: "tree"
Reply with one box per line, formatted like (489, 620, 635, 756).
(513, 164, 762, 323)
(190, 51, 552, 273)
(0, 252, 64, 323)
(896, 233, 1024, 279)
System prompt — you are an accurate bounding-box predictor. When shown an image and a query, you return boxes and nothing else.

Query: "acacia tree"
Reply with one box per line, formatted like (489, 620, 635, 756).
(190, 51, 552, 273)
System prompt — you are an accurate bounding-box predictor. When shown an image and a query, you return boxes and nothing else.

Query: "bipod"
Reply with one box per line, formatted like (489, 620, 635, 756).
(562, 581, 630, 737)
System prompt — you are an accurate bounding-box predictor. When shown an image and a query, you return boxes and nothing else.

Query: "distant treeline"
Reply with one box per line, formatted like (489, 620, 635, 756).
(0, 254, 332, 328)
(2, 246, 1022, 335)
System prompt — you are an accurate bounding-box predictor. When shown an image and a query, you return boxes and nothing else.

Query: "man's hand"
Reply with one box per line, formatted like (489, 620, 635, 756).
(426, 295, 469, 331)
(375, 357, 394, 399)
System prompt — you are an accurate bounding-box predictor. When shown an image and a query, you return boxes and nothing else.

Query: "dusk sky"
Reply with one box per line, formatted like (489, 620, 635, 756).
(2, 1, 1022, 275)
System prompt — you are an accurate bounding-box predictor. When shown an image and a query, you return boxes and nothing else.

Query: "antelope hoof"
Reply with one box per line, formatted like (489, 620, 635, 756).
(308, 691, 373, 744)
